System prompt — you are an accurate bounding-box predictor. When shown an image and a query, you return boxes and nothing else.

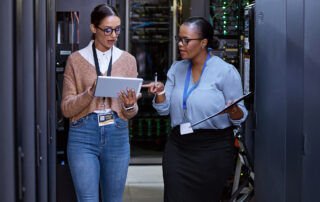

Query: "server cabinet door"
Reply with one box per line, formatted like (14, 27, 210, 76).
(0, 0, 15, 201)
(302, 0, 320, 200)
(15, 0, 37, 201)
(254, 0, 287, 201)
(35, 0, 49, 201)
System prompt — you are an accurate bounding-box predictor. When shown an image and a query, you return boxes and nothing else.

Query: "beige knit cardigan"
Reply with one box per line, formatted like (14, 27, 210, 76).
(61, 50, 139, 122)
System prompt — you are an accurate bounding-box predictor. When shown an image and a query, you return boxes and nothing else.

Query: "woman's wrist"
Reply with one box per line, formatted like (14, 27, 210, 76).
(229, 108, 243, 120)
(123, 103, 135, 111)
(156, 89, 165, 95)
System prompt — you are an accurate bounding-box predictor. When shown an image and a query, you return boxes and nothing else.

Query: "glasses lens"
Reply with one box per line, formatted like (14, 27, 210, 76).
(104, 28, 113, 35)
(115, 27, 121, 35)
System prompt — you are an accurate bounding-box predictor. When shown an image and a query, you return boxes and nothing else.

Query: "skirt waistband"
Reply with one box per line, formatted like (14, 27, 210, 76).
(169, 126, 235, 151)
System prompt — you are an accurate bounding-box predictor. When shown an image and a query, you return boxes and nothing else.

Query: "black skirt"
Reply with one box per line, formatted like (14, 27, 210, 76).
(163, 126, 235, 202)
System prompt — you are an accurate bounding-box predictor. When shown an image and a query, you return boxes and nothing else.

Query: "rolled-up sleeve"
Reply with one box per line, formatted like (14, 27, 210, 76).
(222, 65, 248, 126)
(152, 63, 176, 116)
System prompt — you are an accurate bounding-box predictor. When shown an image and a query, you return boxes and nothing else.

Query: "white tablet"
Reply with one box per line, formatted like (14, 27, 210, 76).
(94, 76, 143, 98)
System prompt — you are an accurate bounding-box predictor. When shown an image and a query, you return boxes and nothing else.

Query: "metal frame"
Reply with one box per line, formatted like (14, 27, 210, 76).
(35, 0, 49, 201)
(47, 0, 57, 201)
(230, 128, 254, 202)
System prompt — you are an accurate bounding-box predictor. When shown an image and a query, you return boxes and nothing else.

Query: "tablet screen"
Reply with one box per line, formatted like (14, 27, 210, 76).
(94, 76, 143, 98)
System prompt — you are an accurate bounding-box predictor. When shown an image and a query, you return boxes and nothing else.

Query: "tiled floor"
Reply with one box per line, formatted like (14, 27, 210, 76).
(123, 165, 164, 202)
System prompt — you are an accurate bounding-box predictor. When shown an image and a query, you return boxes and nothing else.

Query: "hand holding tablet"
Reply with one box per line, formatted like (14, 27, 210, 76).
(94, 76, 143, 98)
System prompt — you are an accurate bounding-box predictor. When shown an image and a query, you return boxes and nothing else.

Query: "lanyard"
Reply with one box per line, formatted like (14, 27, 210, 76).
(92, 42, 113, 104)
(92, 42, 113, 77)
(183, 52, 210, 111)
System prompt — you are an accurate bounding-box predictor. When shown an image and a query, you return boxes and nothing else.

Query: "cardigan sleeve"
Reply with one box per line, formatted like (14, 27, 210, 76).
(60, 54, 94, 118)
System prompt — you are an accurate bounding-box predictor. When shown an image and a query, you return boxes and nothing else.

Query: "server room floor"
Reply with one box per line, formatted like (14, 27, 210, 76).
(123, 165, 164, 202)
(123, 165, 255, 202)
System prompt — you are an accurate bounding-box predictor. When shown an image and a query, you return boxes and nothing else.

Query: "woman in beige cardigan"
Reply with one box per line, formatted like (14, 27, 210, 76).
(61, 4, 138, 202)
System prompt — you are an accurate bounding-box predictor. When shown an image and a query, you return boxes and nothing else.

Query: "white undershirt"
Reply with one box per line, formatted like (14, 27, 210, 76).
(79, 40, 123, 74)
(78, 40, 123, 113)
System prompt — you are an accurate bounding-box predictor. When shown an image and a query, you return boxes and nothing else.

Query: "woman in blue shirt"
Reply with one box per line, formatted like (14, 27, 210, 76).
(143, 17, 248, 202)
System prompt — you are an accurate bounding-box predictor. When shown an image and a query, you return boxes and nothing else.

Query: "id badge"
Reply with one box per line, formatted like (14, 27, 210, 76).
(98, 113, 114, 126)
(180, 122, 194, 135)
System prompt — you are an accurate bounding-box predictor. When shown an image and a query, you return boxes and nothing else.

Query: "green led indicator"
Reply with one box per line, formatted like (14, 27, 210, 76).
(223, 25, 226, 28)
(224, 1, 227, 5)
(224, 12, 227, 15)
(236, 16, 239, 19)
(223, 30, 228, 35)
(222, 6, 226, 9)
(222, 16, 226, 19)
(224, 20, 227, 24)
(235, 25, 238, 28)
(247, 2, 250, 5)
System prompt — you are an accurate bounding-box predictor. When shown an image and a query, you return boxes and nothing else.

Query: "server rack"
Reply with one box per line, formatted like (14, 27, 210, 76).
(210, 0, 254, 70)
(127, 0, 174, 164)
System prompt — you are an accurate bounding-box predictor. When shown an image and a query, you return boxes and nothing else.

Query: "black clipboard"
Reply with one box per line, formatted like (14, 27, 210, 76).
(191, 92, 253, 127)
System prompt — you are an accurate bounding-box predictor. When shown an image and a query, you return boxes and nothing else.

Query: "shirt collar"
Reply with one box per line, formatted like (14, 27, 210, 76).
(95, 45, 112, 59)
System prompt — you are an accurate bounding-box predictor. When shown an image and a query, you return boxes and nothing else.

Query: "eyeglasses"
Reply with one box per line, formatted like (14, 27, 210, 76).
(175, 36, 203, 45)
(96, 26, 121, 36)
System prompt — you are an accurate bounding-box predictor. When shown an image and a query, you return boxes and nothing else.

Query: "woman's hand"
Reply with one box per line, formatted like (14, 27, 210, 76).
(141, 81, 165, 94)
(89, 80, 97, 96)
(141, 81, 165, 103)
(223, 100, 244, 120)
(118, 88, 141, 108)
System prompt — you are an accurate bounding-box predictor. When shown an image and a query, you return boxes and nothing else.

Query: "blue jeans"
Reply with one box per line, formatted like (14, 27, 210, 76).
(67, 112, 130, 202)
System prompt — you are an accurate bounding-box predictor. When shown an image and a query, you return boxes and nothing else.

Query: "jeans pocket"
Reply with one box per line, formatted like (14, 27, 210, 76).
(115, 117, 128, 129)
(70, 116, 87, 128)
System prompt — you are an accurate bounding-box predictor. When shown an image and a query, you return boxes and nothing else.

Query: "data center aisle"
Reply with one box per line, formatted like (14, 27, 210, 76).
(123, 166, 164, 202)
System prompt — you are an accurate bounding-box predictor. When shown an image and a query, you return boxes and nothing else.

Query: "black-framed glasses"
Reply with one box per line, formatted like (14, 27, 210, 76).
(96, 26, 121, 36)
(175, 36, 203, 45)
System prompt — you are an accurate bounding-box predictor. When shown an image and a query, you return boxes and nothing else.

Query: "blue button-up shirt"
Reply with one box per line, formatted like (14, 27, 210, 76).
(153, 56, 248, 130)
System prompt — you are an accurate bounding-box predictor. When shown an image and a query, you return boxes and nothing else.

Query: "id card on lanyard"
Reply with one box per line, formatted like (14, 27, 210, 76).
(180, 52, 210, 135)
(92, 42, 115, 126)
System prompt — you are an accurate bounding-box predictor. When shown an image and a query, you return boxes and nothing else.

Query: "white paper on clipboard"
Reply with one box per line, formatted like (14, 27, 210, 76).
(191, 92, 252, 127)
(94, 76, 143, 98)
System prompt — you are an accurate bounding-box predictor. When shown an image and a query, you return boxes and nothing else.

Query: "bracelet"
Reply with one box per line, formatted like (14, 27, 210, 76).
(123, 105, 135, 111)
(156, 90, 165, 95)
